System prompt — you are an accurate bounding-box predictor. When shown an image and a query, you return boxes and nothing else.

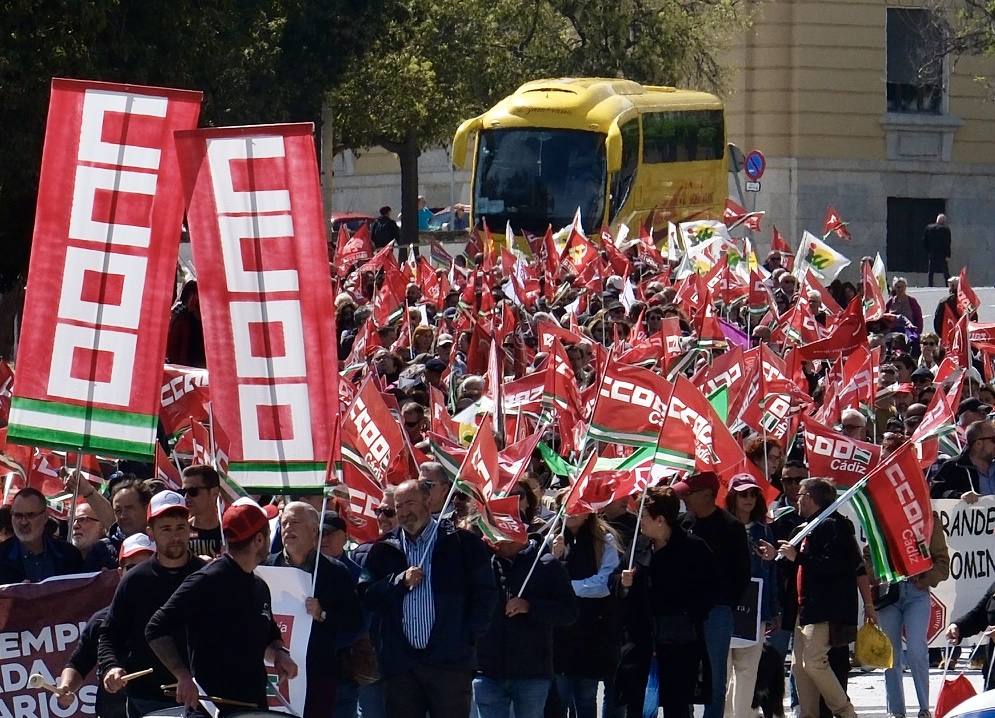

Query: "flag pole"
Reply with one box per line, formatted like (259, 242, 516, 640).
(776, 475, 870, 560)
(67, 452, 84, 545)
(517, 508, 564, 598)
(417, 477, 460, 569)
(628, 485, 649, 570)
(312, 492, 328, 595)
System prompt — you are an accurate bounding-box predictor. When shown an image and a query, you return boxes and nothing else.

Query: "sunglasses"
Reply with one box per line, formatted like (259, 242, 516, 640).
(375, 507, 396, 517)
(922, 341, 937, 346)
(180, 486, 210, 497)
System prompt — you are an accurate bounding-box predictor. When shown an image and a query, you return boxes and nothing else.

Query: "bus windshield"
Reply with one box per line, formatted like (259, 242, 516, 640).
(473, 128, 606, 234)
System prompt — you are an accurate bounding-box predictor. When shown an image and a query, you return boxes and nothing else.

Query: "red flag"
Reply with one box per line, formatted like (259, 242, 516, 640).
(797, 299, 867, 360)
(155, 443, 182, 490)
(863, 441, 934, 578)
(341, 463, 385, 543)
(160, 364, 210, 435)
(334, 222, 373, 277)
(803, 420, 881, 487)
(723, 198, 762, 231)
(341, 377, 411, 485)
(174, 419, 211, 465)
(560, 227, 599, 275)
(803, 270, 844, 316)
(456, 414, 501, 503)
(771, 225, 793, 256)
(957, 267, 981, 315)
(823, 205, 852, 241)
(589, 358, 673, 447)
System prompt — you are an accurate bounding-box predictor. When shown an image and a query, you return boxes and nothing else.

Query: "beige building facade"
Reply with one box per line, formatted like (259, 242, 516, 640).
(325, 0, 995, 282)
(725, 0, 995, 283)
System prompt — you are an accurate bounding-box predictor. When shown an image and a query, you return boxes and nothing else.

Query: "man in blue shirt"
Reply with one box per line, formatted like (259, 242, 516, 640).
(0, 487, 82, 583)
(359, 479, 497, 718)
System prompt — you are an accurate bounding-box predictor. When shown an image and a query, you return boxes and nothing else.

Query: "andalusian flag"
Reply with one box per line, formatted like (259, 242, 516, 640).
(796, 231, 851, 283)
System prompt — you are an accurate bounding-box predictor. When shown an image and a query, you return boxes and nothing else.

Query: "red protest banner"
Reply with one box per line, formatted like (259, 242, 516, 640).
(0, 571, 119, 718)
(9, 79, 201, 460)
(177, 124, 338, 492)
(159, 363, 209, 435)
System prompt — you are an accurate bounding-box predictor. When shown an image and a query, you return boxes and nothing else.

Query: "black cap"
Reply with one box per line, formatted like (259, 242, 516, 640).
(957, 397, 992, 418)
(322, 513, 348, 533)
(426, 358, 447, 372)
(910, 366, 934, 382)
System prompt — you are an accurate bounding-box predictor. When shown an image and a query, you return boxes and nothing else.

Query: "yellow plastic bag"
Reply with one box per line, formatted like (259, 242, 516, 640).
(855, 621, 893, 669)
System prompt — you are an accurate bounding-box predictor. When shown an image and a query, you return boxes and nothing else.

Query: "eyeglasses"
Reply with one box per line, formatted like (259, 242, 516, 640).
(12, 510, 46, 521)
(375, 507, 396, 517)
(180, 486, 209, 497)
(73, 515, 101, 525)
(922, 341, 937, 346)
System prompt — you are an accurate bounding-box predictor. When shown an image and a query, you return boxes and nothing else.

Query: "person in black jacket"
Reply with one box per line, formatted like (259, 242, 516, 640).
(264, 501, 363, 718)
(929, 420, 995, 502)
(616, 486, 719, 718)
(100, 491, 206, 718)
(359, 479, 497, 718)
(923, 214, 951, 287)
(473, 534, 578, 718)
(946, 578, 995, 690)
(673, 471, 750, 718)
(777, 478, 858, 718)
(147, 502, 298, 716)
(372, 206, 400, 249)
(55, 534, 157, 718)
(0, 487, 83, 583)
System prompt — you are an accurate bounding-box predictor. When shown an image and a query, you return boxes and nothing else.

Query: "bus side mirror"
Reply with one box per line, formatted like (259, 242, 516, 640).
(452, 116, 483, 169)
(606, 126, 622, 173)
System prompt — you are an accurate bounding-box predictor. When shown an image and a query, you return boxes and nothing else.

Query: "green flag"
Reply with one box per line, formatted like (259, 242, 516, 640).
(707, 384, 729, 425)
(538, 442, 575, 477)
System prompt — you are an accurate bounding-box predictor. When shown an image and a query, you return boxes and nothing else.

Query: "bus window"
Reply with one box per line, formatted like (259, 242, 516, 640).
(642, 110, 724, 163)
(473, 128, 607, 234)
(609, 119, 640, 221)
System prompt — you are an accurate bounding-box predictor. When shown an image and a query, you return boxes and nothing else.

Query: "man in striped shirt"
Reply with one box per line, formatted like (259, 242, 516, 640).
(360, 479, 497, 718)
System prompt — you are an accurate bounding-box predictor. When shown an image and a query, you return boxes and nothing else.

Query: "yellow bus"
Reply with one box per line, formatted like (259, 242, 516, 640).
(452, 77, 726, 237)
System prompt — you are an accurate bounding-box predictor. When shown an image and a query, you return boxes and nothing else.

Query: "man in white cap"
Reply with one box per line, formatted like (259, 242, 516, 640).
(56, 534, 157, 718)
(100, 491, 207, 718)
(147, 500, 297, 716)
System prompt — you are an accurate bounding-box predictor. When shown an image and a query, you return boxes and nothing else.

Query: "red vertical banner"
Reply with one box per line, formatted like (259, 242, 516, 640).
(9, 79, 201, 459)
(176, 124, 338, 491)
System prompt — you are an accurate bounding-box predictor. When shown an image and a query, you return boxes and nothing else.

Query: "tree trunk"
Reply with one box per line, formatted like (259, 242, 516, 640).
(397, 135, 421, 249)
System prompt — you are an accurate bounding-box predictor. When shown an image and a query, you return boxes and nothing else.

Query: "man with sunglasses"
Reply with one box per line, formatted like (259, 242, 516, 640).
(0, 487, 82, 583)
(929, 419, 995, 503)
(181, 464, 223, 557)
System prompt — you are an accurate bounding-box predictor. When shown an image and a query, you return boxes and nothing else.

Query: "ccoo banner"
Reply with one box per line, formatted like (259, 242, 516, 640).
(9, 79, 201, 459)
(176, 124, 339, 491)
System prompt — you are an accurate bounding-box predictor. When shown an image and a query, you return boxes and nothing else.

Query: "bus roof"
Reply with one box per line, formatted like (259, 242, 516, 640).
(475, 77, 722, 133)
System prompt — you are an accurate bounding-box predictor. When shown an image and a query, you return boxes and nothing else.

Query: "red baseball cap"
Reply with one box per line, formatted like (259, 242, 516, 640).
(672, 471, 720, 498)
(119, 533, 156, 561)
(728, 474, 762, 493)
(222, 503, 269, 543)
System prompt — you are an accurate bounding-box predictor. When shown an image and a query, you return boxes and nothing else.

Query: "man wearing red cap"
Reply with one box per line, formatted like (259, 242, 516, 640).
(100, 490, 207, 718)
(147, 501, 298, 716)
(672, 471, 751, 718)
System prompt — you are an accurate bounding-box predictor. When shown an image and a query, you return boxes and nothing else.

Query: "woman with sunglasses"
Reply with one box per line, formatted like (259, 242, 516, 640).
(723, 475, 780, 718)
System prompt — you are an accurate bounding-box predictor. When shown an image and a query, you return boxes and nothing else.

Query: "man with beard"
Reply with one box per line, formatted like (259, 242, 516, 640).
(147, 501, 298, 716)
(100, 491, 206, 718)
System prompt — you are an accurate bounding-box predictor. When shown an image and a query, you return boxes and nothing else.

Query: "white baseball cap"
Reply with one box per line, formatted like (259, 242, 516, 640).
(147, 490, 189, 520)
(119, 533, 156, 560)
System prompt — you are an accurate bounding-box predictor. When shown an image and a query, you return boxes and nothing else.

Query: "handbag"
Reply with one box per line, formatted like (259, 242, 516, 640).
(652, 614, 698, 645)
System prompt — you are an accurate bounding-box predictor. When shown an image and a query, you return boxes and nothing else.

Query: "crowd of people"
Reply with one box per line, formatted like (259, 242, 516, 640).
(3, 216, 995, 718)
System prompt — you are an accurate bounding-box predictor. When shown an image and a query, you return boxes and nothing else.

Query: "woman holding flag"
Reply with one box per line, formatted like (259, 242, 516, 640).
(615, 486, 719, 718)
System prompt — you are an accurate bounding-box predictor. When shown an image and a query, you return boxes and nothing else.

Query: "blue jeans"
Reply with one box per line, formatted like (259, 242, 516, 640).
(357, 680, 386, 718)
(335, 679, 359, 718)
(702, 605, 734, 718)
(879, 581, 931, 716)
(473, 676, 551, 718)
(553, 675, 598, 718)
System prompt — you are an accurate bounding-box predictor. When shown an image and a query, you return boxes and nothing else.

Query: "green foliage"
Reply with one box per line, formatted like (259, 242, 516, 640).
(0, 0, 386, 289)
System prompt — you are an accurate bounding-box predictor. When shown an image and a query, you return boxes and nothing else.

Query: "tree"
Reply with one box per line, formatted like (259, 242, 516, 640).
(327, 0, 752, 247)
(919, 1, 995, 90)
(0, 0, 388, 289)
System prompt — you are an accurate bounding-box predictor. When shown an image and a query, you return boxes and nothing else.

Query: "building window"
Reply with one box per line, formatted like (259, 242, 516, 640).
(887, 8, 944, 114)
(886, 197, 946, 272)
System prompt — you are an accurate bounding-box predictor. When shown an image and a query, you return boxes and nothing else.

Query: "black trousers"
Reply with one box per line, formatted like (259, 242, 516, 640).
(928, 255, 949, 287)
(384, 665, 472, 718)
